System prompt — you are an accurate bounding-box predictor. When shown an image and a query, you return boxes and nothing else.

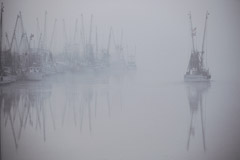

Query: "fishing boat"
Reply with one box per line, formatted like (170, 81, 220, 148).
(184, 11, 211, 82)
(0, 3, 16, 85)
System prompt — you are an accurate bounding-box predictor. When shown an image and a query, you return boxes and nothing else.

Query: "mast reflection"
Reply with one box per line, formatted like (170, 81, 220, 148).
(0, 73, 125, 151)
(185, 82, 210, 151)
(0, 82, 53, 150)
(61, 73, 124, 132)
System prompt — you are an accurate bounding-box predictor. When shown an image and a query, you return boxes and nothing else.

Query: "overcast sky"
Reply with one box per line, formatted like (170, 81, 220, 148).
(1, 0, 240, 82)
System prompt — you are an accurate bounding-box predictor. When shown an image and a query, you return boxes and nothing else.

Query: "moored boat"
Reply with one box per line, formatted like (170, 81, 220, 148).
(0, 3, 17, 85)
(184, 11, 211, 82)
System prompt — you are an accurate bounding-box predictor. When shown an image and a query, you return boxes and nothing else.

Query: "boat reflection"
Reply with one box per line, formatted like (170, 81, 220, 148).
(0, 73, 125, 151)
(0, 82, 53, 150)
(185, 82, 210, 151)
(60, 73, 124, 132)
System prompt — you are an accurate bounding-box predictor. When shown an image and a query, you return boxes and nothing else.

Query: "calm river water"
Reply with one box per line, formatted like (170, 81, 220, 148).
(1, 71, 240, 160)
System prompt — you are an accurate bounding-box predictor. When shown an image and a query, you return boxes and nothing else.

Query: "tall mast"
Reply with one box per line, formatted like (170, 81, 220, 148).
(9, 14, 20, 52)
(62, 19, 68, 53)
(0, 2, 3, 74)
(120, 29, 124, 61)
(107, 27, 112, 56)
(73, 18, 78, 43)
(43, 11, 47, 49)
(36, 18, 41, 45)
(188, 12, 196, 53)
(73, 18, 78, 61)
(19, 12, 30, 52)
(9, 14, 19, 74)
(88, 14, 93, 45)
(120, 29, 123, 49)
(201, 11, 209, 67)
(49, 18, 57, 51)
(5, 32, 10, 50)
(81, 14, 86, 57)
(95, 26, 98, 59)
(18, 12, 31, 72)
(62, 19, 67, 42)
(81, 14, 85, 46)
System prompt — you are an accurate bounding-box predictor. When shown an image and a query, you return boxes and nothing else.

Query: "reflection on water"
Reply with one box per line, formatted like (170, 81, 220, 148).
(0, 82, 53, 148)
(0, 73, 125, 153)
(185, 82, 210, 151)
(1, 73, 240, 160)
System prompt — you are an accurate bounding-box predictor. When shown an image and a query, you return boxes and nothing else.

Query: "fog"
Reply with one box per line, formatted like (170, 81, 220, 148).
(1, 0, 240, 160)
(2, 0, 240, 81)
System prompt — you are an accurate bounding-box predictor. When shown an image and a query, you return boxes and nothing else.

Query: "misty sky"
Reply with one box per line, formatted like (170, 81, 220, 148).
(1, 0, 240, 82)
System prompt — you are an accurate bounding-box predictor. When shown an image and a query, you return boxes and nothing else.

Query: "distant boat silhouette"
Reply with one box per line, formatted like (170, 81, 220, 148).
(184, 11, 211, 82)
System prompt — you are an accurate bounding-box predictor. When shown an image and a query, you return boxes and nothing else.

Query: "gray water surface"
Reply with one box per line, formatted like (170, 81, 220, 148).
(1, 72, 240, 160)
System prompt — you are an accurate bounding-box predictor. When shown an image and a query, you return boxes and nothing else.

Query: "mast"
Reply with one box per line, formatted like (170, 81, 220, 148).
(107, 27, 112, 57)
(0, 3, 3, 74)
(81, 14, 85, 47)
(73, 18, 78, 43)
(37, 33, 42, 54)
(120, 29, 123, 50)
(9, 14, 20, 74)
(95, 26, 98, 59)
(73, 18, 78, 62)
(120, 29, 124, 62)
(19, 12, 30, 52)
(36, 18, 41, 46)
(49, 18, 57, 51)
(188, 12, 196, 53)
(9, 14, 20, 52)
(201, 11, 209, 68)
(88, 14, 93, 45)
(62, 19, 68, 53)
(43, 11, 47, 50)
(88, 15, 94, 64)
(81, 14, 86, 57)
(5, 32, 10, 50)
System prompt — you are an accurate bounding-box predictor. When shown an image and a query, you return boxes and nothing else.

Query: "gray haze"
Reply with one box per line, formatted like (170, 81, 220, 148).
(1, 0, 240, 160)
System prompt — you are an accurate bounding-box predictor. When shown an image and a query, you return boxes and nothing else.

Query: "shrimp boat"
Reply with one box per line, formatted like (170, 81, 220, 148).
(0, 3, 16, 85)
(184, 11, 211, 82)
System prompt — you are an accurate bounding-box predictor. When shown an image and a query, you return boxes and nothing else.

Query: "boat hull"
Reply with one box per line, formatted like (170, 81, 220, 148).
(24, 73, 43, 81)
(184, 74, 211, 82)
(0, 75, 17, 85)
